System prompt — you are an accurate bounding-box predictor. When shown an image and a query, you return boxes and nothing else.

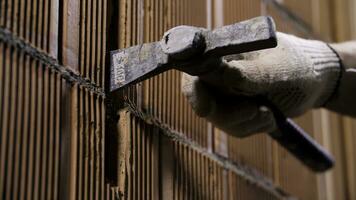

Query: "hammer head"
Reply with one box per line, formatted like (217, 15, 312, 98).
(110, 16, 277, 92)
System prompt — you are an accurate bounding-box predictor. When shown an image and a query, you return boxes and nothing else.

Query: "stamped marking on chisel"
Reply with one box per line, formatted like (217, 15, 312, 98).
(112, 52, 126, 85)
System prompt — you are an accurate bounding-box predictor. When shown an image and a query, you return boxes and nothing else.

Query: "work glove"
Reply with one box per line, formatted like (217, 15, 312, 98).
(181, 32, 342, 137)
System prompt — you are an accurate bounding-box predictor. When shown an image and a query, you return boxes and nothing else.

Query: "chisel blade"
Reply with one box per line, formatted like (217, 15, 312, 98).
(110, 42, 170, 91)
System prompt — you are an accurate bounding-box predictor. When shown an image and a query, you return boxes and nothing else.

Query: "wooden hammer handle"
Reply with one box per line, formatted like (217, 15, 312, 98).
(265, 100, 335, 172)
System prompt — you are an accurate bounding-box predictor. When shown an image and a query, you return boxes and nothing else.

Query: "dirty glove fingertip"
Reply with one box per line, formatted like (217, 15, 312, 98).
(181, 73, 216, 117)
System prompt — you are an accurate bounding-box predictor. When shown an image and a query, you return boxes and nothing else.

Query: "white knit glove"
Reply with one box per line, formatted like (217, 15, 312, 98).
(182, 32, 341, 137)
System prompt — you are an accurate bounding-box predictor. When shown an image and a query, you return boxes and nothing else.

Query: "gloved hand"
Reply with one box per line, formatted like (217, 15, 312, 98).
(182, 32, 342, 137)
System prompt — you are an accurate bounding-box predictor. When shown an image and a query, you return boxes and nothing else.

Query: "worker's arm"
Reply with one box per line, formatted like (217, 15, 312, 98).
(325, 41, 356, 116)
(182, 32, 356, 137)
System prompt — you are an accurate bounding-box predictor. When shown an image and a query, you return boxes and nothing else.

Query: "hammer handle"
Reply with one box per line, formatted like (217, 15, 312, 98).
(265, 101, 334, 172)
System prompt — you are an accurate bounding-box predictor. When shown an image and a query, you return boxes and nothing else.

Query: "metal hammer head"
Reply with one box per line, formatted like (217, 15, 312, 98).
(160, 26, 206, 60)
(110, 16, 277, 92)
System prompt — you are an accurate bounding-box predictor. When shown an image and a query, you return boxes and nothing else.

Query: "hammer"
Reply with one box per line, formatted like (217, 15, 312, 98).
(110, 16, 334, 172)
